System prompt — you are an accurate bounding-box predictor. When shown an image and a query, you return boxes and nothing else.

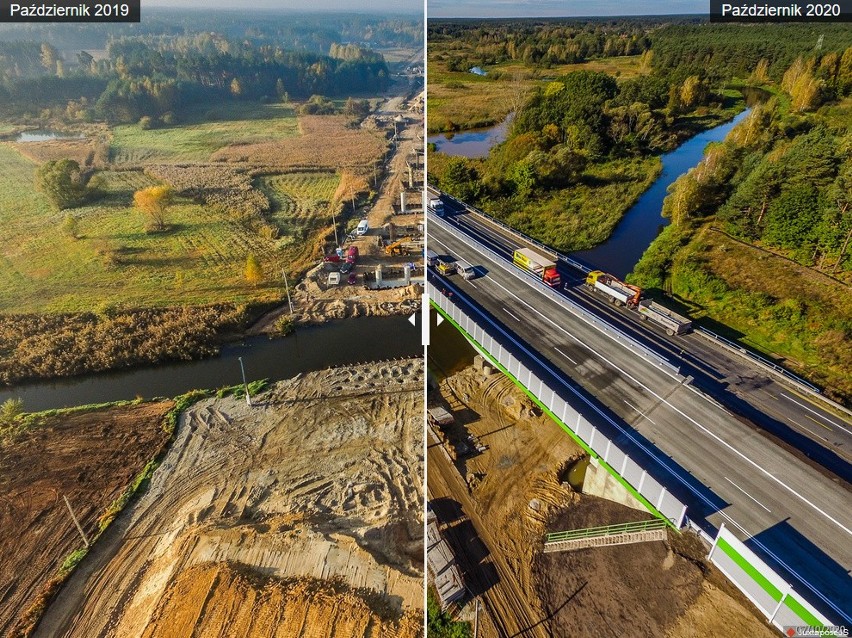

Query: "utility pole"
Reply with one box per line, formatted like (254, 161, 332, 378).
(473, 598, 479, 638)
(331, 205, 340, 246)
(281, 268, 294, 314)
(238, 356, 252, 407)
(63, 495, 90, 548)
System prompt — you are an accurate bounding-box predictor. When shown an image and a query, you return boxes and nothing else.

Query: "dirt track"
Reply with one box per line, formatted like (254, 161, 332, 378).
(36, 359, 424, 638)
(0, 401, 173, 638)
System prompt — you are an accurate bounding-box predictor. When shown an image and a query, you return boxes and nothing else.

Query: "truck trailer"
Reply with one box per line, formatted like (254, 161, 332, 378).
(513, 248, 561, 287)
(585, 270, 641, 307)
(637, 299, 692, 335)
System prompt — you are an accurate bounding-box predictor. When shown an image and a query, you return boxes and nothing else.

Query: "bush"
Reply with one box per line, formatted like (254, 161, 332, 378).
(273, 315, 295, 336)
(0, 397, 24, 428)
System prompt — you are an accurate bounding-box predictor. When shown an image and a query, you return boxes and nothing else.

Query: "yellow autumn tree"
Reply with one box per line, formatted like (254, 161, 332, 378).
(245, 253, 263, 287)
(133, 185, 173, 232)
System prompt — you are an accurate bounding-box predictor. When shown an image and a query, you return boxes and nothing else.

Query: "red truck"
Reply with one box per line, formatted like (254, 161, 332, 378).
(512, 248, 561, 287)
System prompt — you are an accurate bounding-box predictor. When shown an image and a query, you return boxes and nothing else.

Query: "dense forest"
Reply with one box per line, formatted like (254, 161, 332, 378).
(0, 11, 423, 123)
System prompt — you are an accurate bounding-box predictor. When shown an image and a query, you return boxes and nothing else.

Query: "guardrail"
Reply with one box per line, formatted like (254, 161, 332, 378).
(546, 518, 667, 543)
(708, 524, 848, 633)
(429, 211, 681, 377)
(695, 326, 822, 393)
(430, 185, 847, 417)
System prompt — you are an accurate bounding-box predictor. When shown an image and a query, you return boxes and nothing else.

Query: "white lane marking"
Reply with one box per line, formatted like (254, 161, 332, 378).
(503, 307, 521, 322)
(724, 477, 772, 513)
(780, 392, 851, 435)
(623, 400, 657, 426)
(432, 269, 850, 622)
(791, 419, 832, 444)
(554, 346, 578, 365)
(466, 280, 478, 289)
(437, 225, 852, 537)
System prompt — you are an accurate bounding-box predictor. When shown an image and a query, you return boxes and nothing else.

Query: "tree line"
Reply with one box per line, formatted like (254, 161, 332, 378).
(0, 33, 390, 122)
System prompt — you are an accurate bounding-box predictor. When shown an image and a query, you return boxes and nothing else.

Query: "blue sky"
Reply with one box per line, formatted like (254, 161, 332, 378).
(428, 0, 705, 18)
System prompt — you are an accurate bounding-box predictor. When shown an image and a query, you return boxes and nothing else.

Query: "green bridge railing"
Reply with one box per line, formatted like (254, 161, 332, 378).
(545, 519, 668, 544)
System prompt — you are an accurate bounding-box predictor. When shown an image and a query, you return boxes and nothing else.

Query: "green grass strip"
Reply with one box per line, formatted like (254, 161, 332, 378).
(716, 536, 783, 602)
(431, 300, 677, 529)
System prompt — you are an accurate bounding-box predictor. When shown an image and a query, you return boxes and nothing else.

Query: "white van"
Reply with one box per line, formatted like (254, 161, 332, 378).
(327, 271, 341, 286)
(355, 219, 369, 235)
(455, 259, 476, 280)
(426, 249, 439, 267)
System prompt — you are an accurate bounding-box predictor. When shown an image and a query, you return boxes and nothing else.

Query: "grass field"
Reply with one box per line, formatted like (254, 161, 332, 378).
(110, 102, 299, 165)
(668, 226, 852, 401)
(0, 144, 284, 313)
(258, 172, 341, 240)
(427, 54, 646, 133)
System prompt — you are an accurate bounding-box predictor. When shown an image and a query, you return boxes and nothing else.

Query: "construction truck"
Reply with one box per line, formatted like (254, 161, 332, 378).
(436, 259, 455, 275)
(513, 247, 561, 287)
(585, 270, 641, 307)
(428, 197, 445, 216)
(637, 299, 692, 335)
(385, 236, 413, 256)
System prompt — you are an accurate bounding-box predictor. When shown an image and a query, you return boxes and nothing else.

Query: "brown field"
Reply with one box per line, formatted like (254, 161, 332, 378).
(0, 401, 174, 638)
(9, 138, 104, 168)
(0, 304, 247, 386)
(211, 115, 389, 173)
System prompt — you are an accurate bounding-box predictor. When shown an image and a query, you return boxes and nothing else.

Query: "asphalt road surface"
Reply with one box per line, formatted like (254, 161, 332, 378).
(429, 212, 852, 624)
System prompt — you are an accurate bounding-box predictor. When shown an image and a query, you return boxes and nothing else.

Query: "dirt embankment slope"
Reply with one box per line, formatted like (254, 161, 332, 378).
(0, 401, 174, 638)
(35, 359, 424, 638)
(430, 363, 776, 638)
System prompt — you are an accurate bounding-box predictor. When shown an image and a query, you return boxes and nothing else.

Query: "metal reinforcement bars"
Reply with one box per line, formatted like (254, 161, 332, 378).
(545, 518, 668, 544)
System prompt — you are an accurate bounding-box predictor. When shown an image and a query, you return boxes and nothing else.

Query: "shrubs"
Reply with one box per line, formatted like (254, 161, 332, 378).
(0, 304, 249, 385)
(273, 315, 295, 336)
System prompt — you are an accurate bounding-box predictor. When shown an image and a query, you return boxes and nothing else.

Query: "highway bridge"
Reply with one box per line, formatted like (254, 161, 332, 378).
(426, 189, 852, 625)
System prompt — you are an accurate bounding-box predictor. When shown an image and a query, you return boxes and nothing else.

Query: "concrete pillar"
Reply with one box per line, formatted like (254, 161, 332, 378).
(400, 191, 406, 213)
(407, 164, 414, 189)
(404, 264, 411, 285)
(375, 264, 383, 286)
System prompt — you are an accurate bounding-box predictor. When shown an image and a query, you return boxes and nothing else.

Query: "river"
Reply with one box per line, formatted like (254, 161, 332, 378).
(0, 316, 421, 412)
(573, 108, 752, 278)
(430, 90, 767, 279)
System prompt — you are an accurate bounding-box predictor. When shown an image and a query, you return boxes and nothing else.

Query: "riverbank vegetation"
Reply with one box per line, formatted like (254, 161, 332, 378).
(629, 49, 852, 401)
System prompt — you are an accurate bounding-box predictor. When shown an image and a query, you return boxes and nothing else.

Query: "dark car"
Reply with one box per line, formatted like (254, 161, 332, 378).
(340, 261, 353, 274)
(347, 272, 358, 285)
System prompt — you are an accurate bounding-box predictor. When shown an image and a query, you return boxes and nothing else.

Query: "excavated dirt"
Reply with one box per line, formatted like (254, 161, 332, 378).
(0, 401, 174, 638)
(35, 359, 424, 638)
(250, 274, 421, 333)
(430, 362, 777, 638)
(139, 563, 422, 638)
